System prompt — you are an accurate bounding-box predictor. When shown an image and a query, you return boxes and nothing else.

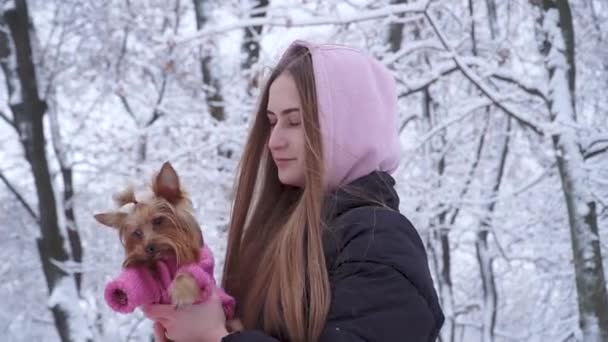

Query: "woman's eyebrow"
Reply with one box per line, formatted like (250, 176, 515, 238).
(267, 108, 300, 115)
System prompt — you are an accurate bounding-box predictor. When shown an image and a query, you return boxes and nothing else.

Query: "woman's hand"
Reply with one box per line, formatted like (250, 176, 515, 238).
(142, 290, 229, 342)
(152, 321, 169, 342)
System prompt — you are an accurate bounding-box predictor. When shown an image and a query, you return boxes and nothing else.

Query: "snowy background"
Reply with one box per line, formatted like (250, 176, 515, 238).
(0, 0, 606, 341)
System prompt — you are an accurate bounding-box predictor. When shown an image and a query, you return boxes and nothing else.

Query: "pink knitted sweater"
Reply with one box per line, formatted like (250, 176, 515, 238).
(104, 245, 235, 319)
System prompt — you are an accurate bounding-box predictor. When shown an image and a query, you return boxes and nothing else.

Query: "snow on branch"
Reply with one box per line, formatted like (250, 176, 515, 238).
(490, 72, 548, 105)
(397, 57, 484, 97)
(47, 277, 92, 342)
(0, 169, 39, 223)
(456, 163, 554, 206)
(397, 64, 457, 97)
(423, 7, 545, 136)
(401, 96, 512, 165)
(0, 110, 15, 129)
(384, 37, 444, 66)
(116, 91, 137, 123)
(584, 138, 608, 160)
(171, 0, 430, 47)
(585, 145, 608, 160)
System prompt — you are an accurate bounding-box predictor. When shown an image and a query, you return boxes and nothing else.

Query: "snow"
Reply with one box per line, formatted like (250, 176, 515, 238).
(47, 277, 93, 342)
(171, 0, 429, 47)
(539, 4, 608, 341)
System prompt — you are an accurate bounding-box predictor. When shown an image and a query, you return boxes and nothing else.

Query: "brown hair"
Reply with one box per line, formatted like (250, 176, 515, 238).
(222, 44, 330, 341)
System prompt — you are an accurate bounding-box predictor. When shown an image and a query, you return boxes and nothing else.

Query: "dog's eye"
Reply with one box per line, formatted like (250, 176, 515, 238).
(132, 229, 143, 239)
(152, 217, 164, 225)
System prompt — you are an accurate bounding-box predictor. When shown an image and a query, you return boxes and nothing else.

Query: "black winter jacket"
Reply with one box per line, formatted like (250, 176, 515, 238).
(223, 171, 444, 342)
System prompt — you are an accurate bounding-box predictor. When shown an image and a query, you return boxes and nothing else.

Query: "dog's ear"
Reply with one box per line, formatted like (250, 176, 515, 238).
(153, 161, 182, 203)
(94, 212, 127, 228)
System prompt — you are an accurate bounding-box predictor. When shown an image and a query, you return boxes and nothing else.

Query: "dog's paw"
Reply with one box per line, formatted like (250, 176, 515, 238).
(169, 273, 200, 309)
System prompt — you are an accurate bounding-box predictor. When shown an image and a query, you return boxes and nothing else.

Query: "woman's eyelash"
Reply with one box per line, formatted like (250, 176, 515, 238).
(267, 115, 300, 127)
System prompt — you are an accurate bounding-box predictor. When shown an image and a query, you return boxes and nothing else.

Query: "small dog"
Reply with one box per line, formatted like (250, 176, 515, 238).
(95, 162, 209, 308)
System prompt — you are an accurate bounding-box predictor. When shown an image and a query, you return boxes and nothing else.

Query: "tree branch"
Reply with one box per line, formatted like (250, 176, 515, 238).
(587, 138, 608, 151)
(583, 138, 608, 160)
(172, 0, 430, 46)
(399, 114, 419, 133)
(490, 72, 548, 106)
(585, 146, 608, 160)
(424, 8, 544, 136)
(449, 113, 490, 226)
(146, 71, 168, 127)
(385, 31, 442, 66)
(398, 65, 458, 97)
(116, 91, 138, 124)
(0, 169, 39, 223)
(0, 110, 16, 130)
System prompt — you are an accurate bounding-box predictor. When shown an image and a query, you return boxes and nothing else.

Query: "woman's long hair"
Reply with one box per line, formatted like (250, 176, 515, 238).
(222, 44, 330, 342)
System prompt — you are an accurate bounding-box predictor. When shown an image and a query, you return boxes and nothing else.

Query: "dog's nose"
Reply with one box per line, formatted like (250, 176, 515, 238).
(145, 244, 156, 255)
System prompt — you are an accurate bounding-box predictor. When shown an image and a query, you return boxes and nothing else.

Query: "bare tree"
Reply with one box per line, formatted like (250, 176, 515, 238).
(48, 98, 84, 293)
(193, 0, 226, 121)
(1, 0, 89, 340)
(469, 1, 501, 340)
(536, 0, 608, 339)
(241, 0, 269, 89)
(387, 3, 457, 340)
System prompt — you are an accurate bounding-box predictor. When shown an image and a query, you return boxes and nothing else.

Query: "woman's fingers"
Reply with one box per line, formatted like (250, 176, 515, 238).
(142, 304, 175, 320)
(153, 322, 169, 342)
(227, 318, 244, 332)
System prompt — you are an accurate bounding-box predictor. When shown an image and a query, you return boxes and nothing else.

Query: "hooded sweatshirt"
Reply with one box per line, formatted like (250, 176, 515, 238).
(285, 40, 402, 190)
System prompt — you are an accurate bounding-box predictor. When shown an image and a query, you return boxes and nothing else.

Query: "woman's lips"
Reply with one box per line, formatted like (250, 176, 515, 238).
(274, 158, 295, 167)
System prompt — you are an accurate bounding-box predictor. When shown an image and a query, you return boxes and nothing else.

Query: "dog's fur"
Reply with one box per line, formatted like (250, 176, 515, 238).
(95, 162, 204, 307)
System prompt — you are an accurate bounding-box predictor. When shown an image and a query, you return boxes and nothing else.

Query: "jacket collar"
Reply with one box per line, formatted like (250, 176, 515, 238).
(323, 171, 400, 221)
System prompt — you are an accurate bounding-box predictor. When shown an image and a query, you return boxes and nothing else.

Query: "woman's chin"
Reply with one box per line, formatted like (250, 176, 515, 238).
(278, 172, 304, 188)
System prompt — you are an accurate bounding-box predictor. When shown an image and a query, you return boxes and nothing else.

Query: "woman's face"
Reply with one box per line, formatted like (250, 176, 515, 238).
(267, 72, 306, 187)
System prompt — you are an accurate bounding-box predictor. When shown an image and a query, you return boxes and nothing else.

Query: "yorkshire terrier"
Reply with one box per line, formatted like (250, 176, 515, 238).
(94, 162, 235, 316)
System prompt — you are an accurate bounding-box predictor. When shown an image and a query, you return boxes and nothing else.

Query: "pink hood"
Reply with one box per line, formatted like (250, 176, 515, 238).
(284, 40, 402, 190)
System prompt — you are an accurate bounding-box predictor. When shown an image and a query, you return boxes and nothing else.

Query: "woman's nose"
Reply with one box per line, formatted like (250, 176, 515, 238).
(268, 126, 287, 150)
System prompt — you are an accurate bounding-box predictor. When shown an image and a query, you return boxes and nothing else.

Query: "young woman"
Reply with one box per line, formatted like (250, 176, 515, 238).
(143, 39, 444, 342)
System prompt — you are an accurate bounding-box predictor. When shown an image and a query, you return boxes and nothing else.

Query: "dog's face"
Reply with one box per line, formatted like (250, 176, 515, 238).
(95, 162, 203, 268)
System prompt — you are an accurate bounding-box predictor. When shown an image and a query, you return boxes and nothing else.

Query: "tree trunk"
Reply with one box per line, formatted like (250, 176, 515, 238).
(388, 9, 454, 341)
(48, 105, 84, 293)
(241, 0, 269, 74)
(387, 0, 408, 53)
(193, 0, 225, 121)
(2, 1, 90, 341)
(538, 1, 608, 340)
(485, 0, 498, 39)
(448, 114, 490, 342)
(425, 88, 455, 342)
(468, 1, 500, 339)
(136, 131, 147, 177)
(477, 116, 509, 342)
